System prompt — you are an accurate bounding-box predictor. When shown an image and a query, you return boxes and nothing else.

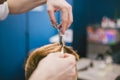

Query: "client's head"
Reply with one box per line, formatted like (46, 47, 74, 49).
(25, 43, 79, 80)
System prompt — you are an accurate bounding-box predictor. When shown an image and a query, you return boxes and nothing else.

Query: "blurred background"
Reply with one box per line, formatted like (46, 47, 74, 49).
(0, 0, 120, 80)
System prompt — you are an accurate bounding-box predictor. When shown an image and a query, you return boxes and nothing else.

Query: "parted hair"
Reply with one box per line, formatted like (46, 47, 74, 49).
(25, 43, 79, 80)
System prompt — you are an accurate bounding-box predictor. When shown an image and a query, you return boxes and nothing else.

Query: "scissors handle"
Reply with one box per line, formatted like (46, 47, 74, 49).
(52, 24, 64, 45)
(52, 25, 65, 54)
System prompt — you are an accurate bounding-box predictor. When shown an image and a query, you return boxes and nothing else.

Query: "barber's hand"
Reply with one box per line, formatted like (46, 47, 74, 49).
(30, 53, 76, 80)
(47, 0, 73, 34)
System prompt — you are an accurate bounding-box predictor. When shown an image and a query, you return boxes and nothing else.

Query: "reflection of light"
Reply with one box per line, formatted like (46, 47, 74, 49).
(49, 29, 73, 43)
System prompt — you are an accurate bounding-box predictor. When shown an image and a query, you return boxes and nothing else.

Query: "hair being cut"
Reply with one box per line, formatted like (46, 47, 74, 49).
(25, 43, 79, 80)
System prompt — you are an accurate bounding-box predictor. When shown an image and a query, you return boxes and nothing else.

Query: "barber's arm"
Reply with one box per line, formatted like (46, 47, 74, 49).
(0, 0, 46, 20)
(7, 0, 73, 34)
(0, 0, 73, 34)
(7, 0, 46, 14)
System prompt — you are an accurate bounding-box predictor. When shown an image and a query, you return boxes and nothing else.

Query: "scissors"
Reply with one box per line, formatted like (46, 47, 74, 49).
(53, 24, 65, 54)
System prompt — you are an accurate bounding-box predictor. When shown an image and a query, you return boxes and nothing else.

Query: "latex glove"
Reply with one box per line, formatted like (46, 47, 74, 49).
(47, 0, 73, 34)
(29, 53, 76, 80)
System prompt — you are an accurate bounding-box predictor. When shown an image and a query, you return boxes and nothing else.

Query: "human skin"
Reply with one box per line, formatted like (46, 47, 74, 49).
(7, 0, 73, 34)
(29, 53, 77, 80)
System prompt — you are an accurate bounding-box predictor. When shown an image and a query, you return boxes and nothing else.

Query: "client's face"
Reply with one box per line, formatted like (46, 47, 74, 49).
(25, 43, 79, 80)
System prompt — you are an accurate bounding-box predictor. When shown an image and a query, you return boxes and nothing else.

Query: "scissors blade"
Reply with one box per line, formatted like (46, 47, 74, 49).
(57, 28, 65, 54)
(52, 25, 65, 54)
(60, 46, 64, 54)
(59, 32, 63, 45)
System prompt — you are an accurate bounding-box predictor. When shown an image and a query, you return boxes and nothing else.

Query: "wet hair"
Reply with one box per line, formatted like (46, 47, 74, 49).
(0, 0, 7, 4)
(25, 43, 79, 80)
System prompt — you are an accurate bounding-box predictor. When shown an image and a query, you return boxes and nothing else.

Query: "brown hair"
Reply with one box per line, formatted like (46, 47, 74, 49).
(0, 0, 7, 4)
(25, 43, 79, 80)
